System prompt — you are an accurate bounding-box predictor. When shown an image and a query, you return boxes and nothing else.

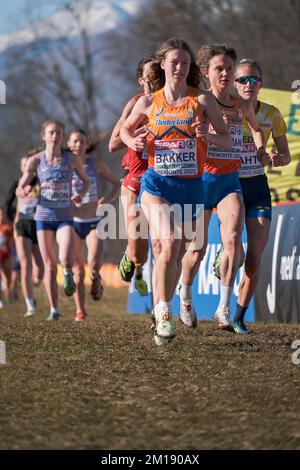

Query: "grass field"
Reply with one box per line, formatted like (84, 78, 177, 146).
(0, 285, 300, 450)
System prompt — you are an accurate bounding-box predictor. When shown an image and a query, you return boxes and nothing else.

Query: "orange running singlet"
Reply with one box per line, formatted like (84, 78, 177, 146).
(146, 87, 206, 178)
(205, 96, 245, 175)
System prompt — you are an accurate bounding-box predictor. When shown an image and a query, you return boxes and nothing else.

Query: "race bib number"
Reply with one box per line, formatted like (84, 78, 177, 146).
(41, 182, 70, 208)
(19, 196, 39, 217)
(154, 139, 198, 176)
(239, 141, 264, 178)
(207, 122, 243, 160)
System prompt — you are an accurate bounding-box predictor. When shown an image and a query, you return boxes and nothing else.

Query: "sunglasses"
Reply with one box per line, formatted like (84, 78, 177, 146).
(235, 75, 262, 85)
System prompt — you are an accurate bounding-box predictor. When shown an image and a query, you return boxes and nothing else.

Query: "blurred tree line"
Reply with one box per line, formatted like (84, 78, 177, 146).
(1, 0, 299, 260)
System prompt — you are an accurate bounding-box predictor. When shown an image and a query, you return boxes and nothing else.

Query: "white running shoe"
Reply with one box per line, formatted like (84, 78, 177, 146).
(24, 310, 35, 318)
(179, 298, 197, 328)
(214, 305, 233, 330)
(154, 306, 175, 339)
(153, 334, 170, 347)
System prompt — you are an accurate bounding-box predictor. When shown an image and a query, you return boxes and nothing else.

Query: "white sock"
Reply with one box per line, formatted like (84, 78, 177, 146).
(63, 268, 71, 275)
(25, 298, 35, 311)
(180, 283, 192, 301)
(218, 284, 233, 309)
(50, 307, 58, 314)
(156, 300, 172, 313)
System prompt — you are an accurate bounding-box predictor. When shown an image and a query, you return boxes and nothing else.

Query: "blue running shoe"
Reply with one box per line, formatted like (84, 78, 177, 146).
(47, 310, 60, 321)
(233, 320, 252, 334)
(213, 245, 224, 280)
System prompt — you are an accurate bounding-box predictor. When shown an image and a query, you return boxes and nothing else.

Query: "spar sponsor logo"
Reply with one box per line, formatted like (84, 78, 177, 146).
(155, 139, 195, 150)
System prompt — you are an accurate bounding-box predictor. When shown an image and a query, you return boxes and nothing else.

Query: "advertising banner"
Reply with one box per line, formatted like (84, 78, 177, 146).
(259, 88, 300, 203)
(254, 203, 300, 323)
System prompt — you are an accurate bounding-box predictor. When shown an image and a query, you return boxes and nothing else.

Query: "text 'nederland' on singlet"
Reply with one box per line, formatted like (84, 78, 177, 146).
(72, 158, 101, 205)
(18, 177, 40, 221)
(239, 101, 287, 178)
(146, 87, 206, 178)
(35, 149, 74, 222)
(205, 95, 245, 175)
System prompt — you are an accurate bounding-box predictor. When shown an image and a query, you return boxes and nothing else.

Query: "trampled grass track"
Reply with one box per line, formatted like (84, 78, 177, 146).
(0, 286, 299, 450)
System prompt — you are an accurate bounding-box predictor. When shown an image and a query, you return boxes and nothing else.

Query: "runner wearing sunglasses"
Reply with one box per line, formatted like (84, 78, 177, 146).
(223, 58, 290, 333)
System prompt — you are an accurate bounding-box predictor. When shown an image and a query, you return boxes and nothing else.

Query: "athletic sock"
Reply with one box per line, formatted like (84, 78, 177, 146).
(218, 284, 233, 309)
(233, 303, 248, 323)
(180, 283, 192, 301)
(25, 298, 35, 311)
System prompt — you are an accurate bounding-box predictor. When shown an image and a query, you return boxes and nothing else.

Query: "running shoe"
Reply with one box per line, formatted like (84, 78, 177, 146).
(213, 245, 224, 280)
(90, 274, 104, 301)
(47, 310, 60, 321)
(154, 307, 175, 339)
(75, 311, 87, 322)
(153, 334, 170, 347)
(63, 271, 75, 296)
(149, 309, 156, 331)
(214, 305, 233, 331)
(24, 299, 36, 318)
(179, 298, 197, 328)
(33, 277, 41, 287)
(24, 310, 35, 318)
(118, 253, 135, 282)
(134, 274, 148, 296)
(233, 320, 252, 334)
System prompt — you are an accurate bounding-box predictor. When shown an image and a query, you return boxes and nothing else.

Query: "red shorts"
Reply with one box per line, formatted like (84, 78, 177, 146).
(0, 250, 11, 263)
(122, 174, 141, 195)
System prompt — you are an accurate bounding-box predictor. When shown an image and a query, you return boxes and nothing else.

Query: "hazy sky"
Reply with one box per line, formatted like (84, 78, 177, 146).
(0, 0, 78, 35)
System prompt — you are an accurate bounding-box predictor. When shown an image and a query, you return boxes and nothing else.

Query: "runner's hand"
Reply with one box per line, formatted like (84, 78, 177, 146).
(191, 116, 209, 141)
(131, 131, 148, 152)
(257, 147, 270, 167)
(71, 193, 82, 207)
(270, 150, 284, 167)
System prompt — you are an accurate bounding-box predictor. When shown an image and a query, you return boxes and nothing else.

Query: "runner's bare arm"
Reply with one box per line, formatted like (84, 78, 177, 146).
(120, 95, 152, 152)
(271, 135, 291, 167)
(71, 156, 89, 203)
(242, 99, 270, 166)
(96, 160, 121, 203)
(109, 97, 139, 153)
(198, 91, 232, 148)
(16, 154, 40, 197)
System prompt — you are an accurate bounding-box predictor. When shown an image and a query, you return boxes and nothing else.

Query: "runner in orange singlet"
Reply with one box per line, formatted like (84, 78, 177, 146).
(120, 38, 231, 343)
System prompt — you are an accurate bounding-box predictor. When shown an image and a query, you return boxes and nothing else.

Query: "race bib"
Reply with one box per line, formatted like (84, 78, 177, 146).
(19, 196, 39, 218)
(239, 139, 264, 178)
(207, 122, 243, 160)
(41, 182, 70, 208)
(154, 138, 198, 176)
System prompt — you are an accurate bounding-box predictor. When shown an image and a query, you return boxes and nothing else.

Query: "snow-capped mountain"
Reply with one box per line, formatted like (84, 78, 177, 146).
(0, 0, 149, 130)
(0, 0, 143, 54)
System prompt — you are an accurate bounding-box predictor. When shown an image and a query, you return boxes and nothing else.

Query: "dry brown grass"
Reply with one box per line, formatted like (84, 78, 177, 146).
(0, 286, 300, 450)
